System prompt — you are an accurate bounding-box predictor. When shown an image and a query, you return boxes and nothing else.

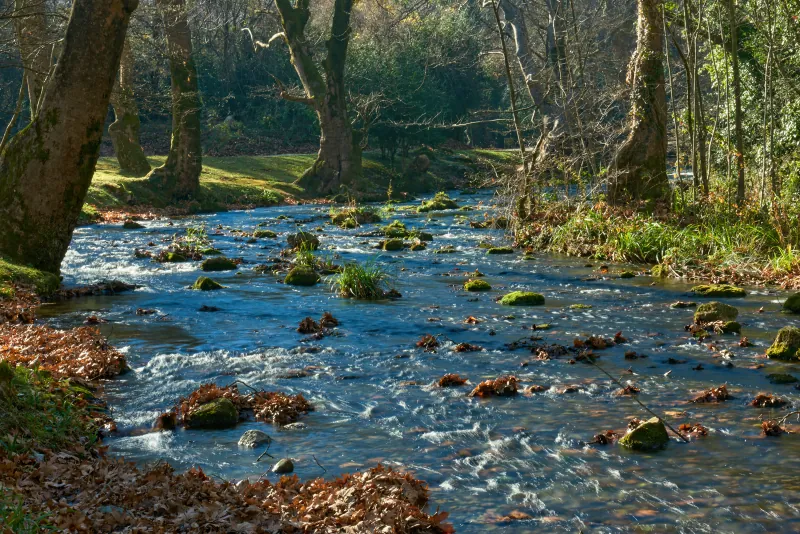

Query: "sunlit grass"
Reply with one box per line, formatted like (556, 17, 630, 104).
(331, 260, 393, 299)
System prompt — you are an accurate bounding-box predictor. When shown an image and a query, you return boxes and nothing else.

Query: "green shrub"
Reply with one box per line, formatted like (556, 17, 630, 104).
(332, 260, 392, 299)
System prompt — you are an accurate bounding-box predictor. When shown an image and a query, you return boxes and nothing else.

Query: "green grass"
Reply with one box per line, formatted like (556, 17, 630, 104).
(331, 260, 393, 299)
(0, 488, 55, 533)
(0, 258, 60, 296)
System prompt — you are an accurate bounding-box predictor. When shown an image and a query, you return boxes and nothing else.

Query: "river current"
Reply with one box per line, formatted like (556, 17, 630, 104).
(40, 192, 800, 532)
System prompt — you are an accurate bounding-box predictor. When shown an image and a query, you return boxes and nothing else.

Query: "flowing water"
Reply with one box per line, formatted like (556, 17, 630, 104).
(39, 192, 800, 532)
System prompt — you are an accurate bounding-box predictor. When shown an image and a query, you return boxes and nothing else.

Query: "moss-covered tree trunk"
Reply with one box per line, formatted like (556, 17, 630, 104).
(0, 0, 138, 274)
(147, 0, 201, 199)
(109, 38, 151, 176)
(13, 0, 51, 118)
(275, 0, 361, 195)
(609, 0, 670, 206)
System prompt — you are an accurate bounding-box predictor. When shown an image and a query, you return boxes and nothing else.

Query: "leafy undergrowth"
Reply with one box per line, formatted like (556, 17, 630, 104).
(0, 324, 128, 380)
(516, 201, 800, 288)
(0, 287, 38, 325)
(0, 259, 60, 297)
(175, 383, 314, 426)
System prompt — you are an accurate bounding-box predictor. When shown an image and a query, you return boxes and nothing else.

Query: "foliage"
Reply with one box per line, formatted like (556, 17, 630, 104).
(332, 260, 393, 299)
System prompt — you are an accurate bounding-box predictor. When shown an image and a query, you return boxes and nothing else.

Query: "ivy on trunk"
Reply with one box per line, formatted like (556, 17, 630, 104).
(0, 0, 138, 274)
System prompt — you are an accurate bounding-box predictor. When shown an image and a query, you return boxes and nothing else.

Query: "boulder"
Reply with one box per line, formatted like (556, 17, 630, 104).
(694, 302, 739, 323)
(287, 232, 320, 250)
(500, 291, 545, 306)
(464, 279, 491, 292)
(272, 458, 294, 474)
(201, 257, 237, 272)
(410, 230, 433, 242)
(487, 247, 514, 255)
(382, 221, 408, 238)
(285, 266, 320, 286)
(238, 429, 272, 448)
(123, 220, 144, 230)
(382, 239, 405, 251)
(191, 276, 223, 291)
(418, 192, 459, 213)
(783, 293, 800, 314)
(410, 243, 426, 251)
(721, 321, 741, 334)
(161, 252, 187, 263)
(619, 271, 636, 279)
(281, 422, 307, 430)
(253, 229, 277, 239)
(186, 398, 239, 429)
(618, 417, 669, 451)
(767, 373, 798, 384)
(766, 326, 800, 361)
(690, 284, 746, 298)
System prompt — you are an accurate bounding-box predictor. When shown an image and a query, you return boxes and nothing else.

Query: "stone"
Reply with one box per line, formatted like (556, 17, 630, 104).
(191, 276, 223, 291)
(418, 192, 459, 212)
(161, 252, 187, 263)
(464, 279, 491, 292)
(238, 429, 272, 448)
(619, 271, 636, 279)
(201, 256, 237, 272)
(783, 293, 800, 314)
(767, 373, 798, 384)
(500, 291, 545, 306)
(721, 321, 741, 334)
(618, 417, 669, 451)
(287, 232, 319, 250)
(253, 229, 277, 239)
(651, 264, 668, 278)
(123, 220, 144, 229)
(410, 242, 426, 251)
(382, 239, 405, 251)
(766, 326, 800, 361)
(285, 266, 320, 286)
(272, 458, 294, 474)
(694, 302, 739, 323)
(670, 301, 696, 309)
(487, 247, 514, 255)
(186, 398, 239, 429)
(410, 230, 433, 242)
(690, 284, 746, 298)
(281, 422, 307, 430)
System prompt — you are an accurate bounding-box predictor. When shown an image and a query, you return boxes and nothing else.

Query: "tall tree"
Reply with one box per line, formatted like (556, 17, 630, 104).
(728, 0, 745, 205)
(13, 0, 51, 118)
(109, 37, 151, 176)
(609, 0, 669, 205)
(147, 0, 202, 199)
(274, 0, 361, 195)
(0, 0, 138, 274)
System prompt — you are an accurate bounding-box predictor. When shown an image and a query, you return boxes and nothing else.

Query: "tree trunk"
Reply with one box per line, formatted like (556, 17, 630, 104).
(147, 0, 202, 199)
(13, 0, 51, 119)
(501, 0, 546, 113)
(729, 0, 745, 205)
(276, 0, 361, 195)
(0, 0, 138, 274)
(609, 0, 669, 206)
(109, 38, 151, 176)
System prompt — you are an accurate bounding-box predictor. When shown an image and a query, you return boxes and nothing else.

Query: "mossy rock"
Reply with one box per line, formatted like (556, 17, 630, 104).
(722, 321, 741, 334)
(410, 243, 427, 251)
(287, 232, 320, 251)
(383, 239, 405, 251)
(694, 302, 739, 323)
(767, 373, 798, 384)
(434, 246, 457, 254)
(192, 276, 223, 291)
(619, 271, 636, 279)
(651, 264, 669, 278)
(487, 247, 514, 255)
(123, 220, 144, 230)
(619, 417, 669, 451)
(692, 329, 709, 338)
(253, 229, 277, 239)
(409, 230, 433, 242)
(500, 291, 545, 306)
(783, 293, 800, 314)
(382, 221, 408, 238)
(186, 398, 239, 429)
(766, 326, 800, 361)
(201, 257, 237, 272)
(570, 303, 593, 310)
(0, 258, 60, 296)
(285, 266, 320, 286)
(201, 248, 222, 256)
(418, 192, 459, 213)
(690, 284, 746, 298)
(464, 279, 491, 292)
(161, 252, 187, 263)
(340, 218, 357, 229)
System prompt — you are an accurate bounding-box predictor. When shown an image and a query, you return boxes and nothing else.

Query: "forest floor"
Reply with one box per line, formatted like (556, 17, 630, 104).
(80, 149, 516, 223)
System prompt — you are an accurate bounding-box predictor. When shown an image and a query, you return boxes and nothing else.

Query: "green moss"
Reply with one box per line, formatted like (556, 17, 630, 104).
(651, 264, 669, 278)
(570, 303, 593, 310)
(692, 329, 710, 338)
(78, 204, 101, 224)
(500, 291, 545, 306)
(285, 266, 320, 286)
(464, 279, 491, 291)
(185, 398, 239, 429)
(487, 247, 514, 255)
(123, 220, 145, 230)
(410, 242, 426, 251)
(191, 276, 223, 290)
(253, 229, 277, 238)
(201, 256, 237, 272)
(690, 284, 747, 298)
(418, 192, 459, 212)
(618, 417, 669, 451)
(382, 239, 405, 251)
(409, 230, 433, 242)
(722, 321, 741, 334)
(433, 245, 457, 254)
(694, 302, 739, 323)
(0, 258, 60, 296)
(201, 248, 222, 255)
(767, 373, 798, 384)
(766, 326, 800, 361)
(783, 293, 800, 314)
(287, 232, 320, 250)
(619, 271, 636, 279)
(382, 220, 408, 238)
(161, 252, 187, 263)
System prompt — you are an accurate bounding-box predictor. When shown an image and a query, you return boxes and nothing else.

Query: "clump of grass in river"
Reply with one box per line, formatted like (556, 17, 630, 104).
(332, 260, 393, 299)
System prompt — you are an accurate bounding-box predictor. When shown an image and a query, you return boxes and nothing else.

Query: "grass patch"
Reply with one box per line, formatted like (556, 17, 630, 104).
(0, 487, 55, 533)
(332, 260, 393, 299)
(0, 258, 60, 297)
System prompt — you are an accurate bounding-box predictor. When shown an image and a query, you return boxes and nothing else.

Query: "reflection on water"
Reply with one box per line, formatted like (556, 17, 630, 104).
(41, 192, 800, 532)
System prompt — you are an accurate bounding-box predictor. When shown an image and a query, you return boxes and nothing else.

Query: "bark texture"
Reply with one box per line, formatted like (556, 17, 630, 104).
(0, 0, 138, 274)
(609, 0, 669, 205)
(13, 0, 51, 118)
(109, 38, 151, 176)
(147, 0, 202, 199)
(276, 0, 361, 195)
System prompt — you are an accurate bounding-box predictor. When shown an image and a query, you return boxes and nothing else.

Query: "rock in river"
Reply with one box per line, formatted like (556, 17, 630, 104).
(618, 417, 669, 451)
(272, 458, 294, 474)
(238, 429, 272, 448)
(186, 398, 239, 429)
(694, 302, 739, 323)
(766, 326, 800, 361)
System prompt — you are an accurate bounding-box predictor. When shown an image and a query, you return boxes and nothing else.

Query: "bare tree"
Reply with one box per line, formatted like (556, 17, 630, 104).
(13, 0, 51, 118)
(109, 37, 151, 176)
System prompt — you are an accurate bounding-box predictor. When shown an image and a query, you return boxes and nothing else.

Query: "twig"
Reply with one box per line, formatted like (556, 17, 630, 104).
(256, 442, 275, 462)
(232, 379, 260, 393)
(312, 454, 326, 473)
(586, 358, 690, 443)
(778, 411, 800, 426)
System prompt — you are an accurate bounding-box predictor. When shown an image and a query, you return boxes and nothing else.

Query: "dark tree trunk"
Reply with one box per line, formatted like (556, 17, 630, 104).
(0, 0, 138, 274)
(147, 0, 202, 199)
(13, 0, 51, 119)
(276, 0, 361, 195)
(729, 0, 745, 204)
(609, 0, 670, 206)
(109, 38, 151, 176)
